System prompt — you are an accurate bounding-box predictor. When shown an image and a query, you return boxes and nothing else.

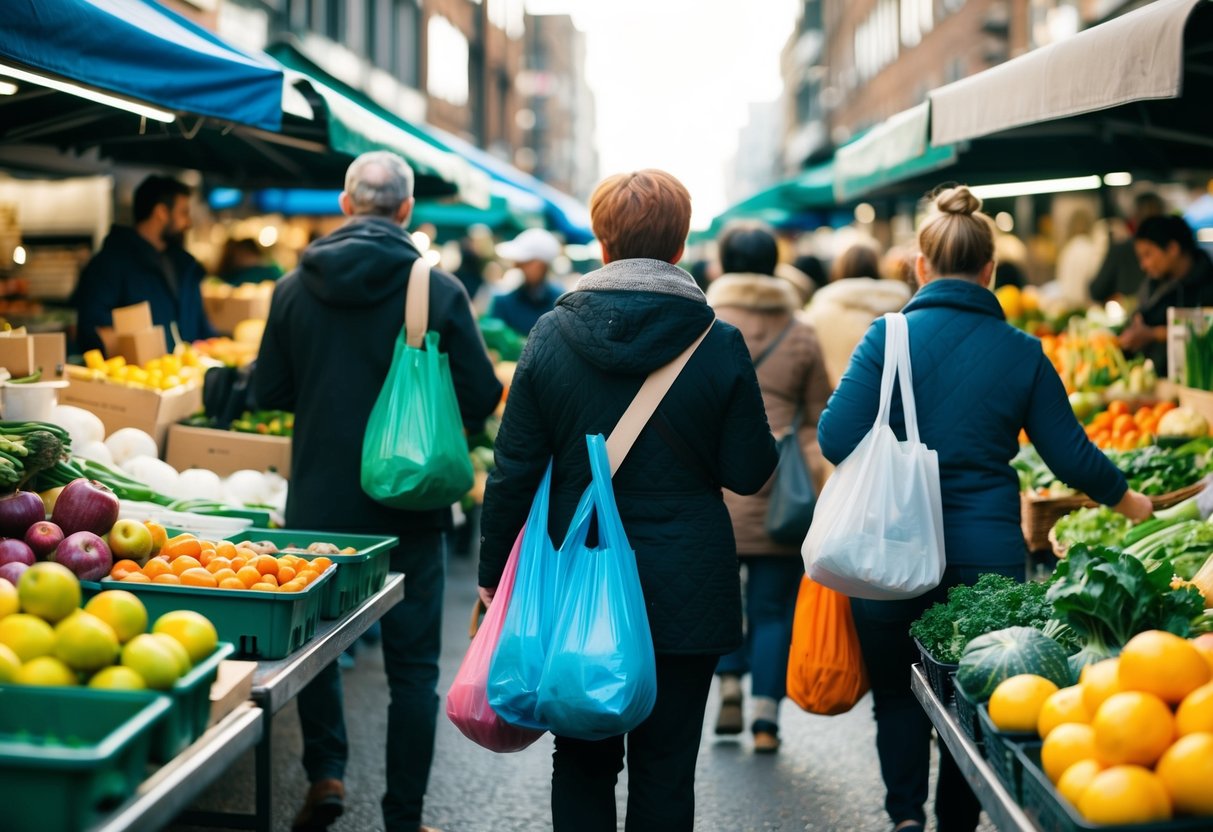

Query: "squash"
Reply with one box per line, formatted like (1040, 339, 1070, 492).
(956, 626, 1072, 700)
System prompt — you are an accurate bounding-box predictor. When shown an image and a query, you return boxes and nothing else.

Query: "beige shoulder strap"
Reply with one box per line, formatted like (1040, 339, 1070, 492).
(405, 257, 430, 347)
(605, 320, 715, 476)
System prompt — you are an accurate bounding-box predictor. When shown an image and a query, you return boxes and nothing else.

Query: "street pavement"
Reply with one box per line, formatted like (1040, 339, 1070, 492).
(172, 550, 995, 832)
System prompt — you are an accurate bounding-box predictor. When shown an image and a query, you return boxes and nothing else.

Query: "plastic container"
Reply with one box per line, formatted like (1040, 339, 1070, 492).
(977, 703, 1037, 802)
(2, 379, 69, 421)
(952, 674, 983, 746)
(1016, 744, 1211, 832)
(0, 686, 171, 832)
(227, 529, 397, 619)
(151, 641, 236, 762)
(916, 638, 959, 703)
(91, 566, 334, 659)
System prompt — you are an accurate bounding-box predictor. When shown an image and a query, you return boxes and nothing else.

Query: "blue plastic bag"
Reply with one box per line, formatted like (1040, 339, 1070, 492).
(487, 463, 563, 730)
(534, 435, 658, 741)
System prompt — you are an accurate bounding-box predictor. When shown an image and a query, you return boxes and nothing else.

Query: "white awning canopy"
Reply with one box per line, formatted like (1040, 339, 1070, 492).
(930, 0, 1206, 146)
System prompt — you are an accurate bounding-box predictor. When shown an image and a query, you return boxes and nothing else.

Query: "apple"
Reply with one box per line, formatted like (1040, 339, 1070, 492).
(16, 562, 80, 623)
(51, 479, 119, 537)
(24, 521, 63, 559)
(50, 531, 112, 582)
(107, 519, 154, 564)
(0, 561, 29, 586)
(0, 539, 34, 569)
(0, 491, 46, 539)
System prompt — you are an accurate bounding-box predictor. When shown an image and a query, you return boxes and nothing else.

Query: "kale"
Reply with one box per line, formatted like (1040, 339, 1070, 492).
(910, 573, 1059, 664)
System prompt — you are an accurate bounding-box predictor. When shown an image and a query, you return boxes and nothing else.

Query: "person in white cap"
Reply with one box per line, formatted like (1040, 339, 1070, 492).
(489, 227, 564, 335)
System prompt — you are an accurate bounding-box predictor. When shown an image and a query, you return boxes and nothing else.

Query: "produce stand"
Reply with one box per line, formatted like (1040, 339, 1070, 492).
(911, 664, 1038, 832)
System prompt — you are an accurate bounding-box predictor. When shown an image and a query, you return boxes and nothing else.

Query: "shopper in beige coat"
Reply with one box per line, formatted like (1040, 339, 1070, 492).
(804, 242, 912, 386)
(705, 222, 832, 753)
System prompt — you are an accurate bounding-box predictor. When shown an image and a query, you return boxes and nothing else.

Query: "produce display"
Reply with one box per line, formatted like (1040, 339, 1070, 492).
(1039, 320, 1157, 398)
(1083, 401, 1176, 451)
(73, 347, 204, 391)
(1015, 438, 1213, 499)
(910, 574, 1059, 664)
(105, 530, 337, 593)
(191, 321, 266, 368)
(183, 409, 294, 437)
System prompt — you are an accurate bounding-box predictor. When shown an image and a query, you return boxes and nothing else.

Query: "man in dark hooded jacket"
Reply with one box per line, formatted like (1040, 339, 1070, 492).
(254, 151, 501, 832)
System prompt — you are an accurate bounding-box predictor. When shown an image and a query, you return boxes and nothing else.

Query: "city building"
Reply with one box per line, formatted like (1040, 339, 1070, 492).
(725, 100, 785, 207)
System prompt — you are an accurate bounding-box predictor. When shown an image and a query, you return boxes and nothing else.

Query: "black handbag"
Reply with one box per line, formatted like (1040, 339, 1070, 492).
(753, 321, 817, 545)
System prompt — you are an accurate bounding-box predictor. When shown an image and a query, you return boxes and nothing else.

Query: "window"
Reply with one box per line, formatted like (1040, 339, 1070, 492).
(393, 0, 420, 87)
(427, 15, 470, 106)
(901, 0, 933, 48)
(487, 0, 525, 39)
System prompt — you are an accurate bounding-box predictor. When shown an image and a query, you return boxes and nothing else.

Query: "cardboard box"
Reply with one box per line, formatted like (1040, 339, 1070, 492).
(0, 332, 67, 380)
(204, 295, 271, 335)
(115, 326, 168, 367)
(166, 424, 292, 477)
(208, 660, 256, 727)
(60, 372, 202, 450)
(111, 302, 153, 334)
(1178, 385, 1213, 427)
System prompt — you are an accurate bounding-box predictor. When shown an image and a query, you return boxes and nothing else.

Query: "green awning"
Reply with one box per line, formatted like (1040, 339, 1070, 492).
(412, 192, 539, 232)
(271, 45, 489, 206)
(707, 160, 836, 236)
(833, 103, 957, 202)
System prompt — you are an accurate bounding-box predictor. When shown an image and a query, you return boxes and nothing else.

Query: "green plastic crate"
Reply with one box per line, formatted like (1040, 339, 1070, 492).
(94, 567, 334, 660)
(150, 641, 236, 763)
(0, 687, 171, 832)
(977, 703, 1037, 802)
(1016, 744, 1211, 832)
(226, 529, 397, 619)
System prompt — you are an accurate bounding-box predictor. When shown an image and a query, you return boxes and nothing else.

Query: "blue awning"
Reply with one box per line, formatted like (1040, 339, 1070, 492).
(0, 0, 288, 132)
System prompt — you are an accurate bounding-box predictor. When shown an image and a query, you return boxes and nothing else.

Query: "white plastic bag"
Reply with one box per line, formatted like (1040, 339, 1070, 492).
(802, 312, 945, 600)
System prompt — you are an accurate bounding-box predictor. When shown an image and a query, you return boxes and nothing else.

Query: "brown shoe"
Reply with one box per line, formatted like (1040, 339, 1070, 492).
(292, 779, 345, 831)
(753, 730, 781, 754)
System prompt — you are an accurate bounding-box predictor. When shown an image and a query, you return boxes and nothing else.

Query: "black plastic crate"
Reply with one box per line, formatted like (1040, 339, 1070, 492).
(977, 702, 1038, 802)
(915, 638, 959, 703)
(952, 674, 982, 745)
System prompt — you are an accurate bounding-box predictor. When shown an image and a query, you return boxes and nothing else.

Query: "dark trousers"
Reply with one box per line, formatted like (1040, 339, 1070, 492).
(551, 653, 718, 832)
(298, 531, 447, 832)
(850, 564, 1020, 831)
(716, 556, 803, 709)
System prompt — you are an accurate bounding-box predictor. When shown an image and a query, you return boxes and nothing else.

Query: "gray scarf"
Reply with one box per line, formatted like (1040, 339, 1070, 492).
(574, 258, 706, 303)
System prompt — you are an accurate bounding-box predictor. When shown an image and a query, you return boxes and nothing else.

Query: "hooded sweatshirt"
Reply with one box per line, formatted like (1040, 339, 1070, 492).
(254, 216, 502, 535)
(478, 258, 778, 653)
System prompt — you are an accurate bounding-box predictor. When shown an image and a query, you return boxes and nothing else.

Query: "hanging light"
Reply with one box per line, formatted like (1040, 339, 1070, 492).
(970, 176, 1101, 200)
(0, 61, 174, 123)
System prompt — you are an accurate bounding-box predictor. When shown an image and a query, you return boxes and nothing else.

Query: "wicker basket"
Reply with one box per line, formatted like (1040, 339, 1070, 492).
(1023, 481, 1206, 554)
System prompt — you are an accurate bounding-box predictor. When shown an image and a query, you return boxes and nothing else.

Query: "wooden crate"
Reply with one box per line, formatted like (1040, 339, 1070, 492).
(1023, 481, 1205, 554)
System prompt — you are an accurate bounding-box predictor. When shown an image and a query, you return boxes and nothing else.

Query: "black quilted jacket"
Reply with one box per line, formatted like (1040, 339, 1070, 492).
(478, 266, 778, 654)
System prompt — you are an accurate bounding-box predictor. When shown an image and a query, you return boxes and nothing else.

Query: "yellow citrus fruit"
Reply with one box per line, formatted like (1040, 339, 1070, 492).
(53, 611, 119, 672)
(1038, 685, 1090, 739)
(1080, 659, 1121, 715)
(1177, 682, 1213, 736)
(1078, 766, 1171, 824)
(120, 633, 182, 690)
(1156, 732, 1213, 816)
(1119, 630, 1211, 705)
(1093, 691, 1175, 766)
(0, 613, 56, 663)
(0, 643, 19, 682)
(150, 632, 192, 675)
(83, 590, 148, 644)
(989, 674, 1059, 733)
(0, 577, 18, 619)
(152, 610, 217, 664)
(1057, 759, 1103, 808)
(14, 655, 78, 686)
(88, 665, 146, 691)
(1042, 723, 1098, 783)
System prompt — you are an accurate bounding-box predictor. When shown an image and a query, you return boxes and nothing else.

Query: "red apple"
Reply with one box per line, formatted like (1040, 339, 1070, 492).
(24, 521, 63, 560)
(0, 538, 35, 569)
(0, 561, 28, 585)
(50, 531, 112, 582)
(51, 479, 119, 537)
(0, 491, 46, 538)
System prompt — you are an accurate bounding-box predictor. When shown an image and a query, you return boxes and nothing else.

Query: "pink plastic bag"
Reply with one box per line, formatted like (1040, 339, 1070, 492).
(446, 525, 545, 752)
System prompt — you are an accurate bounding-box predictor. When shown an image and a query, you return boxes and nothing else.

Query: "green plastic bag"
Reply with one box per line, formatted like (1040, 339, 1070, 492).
(361, 330, 474, 511)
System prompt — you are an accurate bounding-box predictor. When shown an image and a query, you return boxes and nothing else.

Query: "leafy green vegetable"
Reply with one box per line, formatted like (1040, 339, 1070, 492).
(1054, 506, 1132, 549)
(1124, 519, 1213, 579)
(1013, 445, 1074, 495)
(910, 574, 1059, 664)
(1046, 545, 1205, 676)
(1106, 445, 1211, 495)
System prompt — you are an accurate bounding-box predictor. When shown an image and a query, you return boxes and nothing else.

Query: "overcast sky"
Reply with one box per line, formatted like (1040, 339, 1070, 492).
(525, 0, 799, 228)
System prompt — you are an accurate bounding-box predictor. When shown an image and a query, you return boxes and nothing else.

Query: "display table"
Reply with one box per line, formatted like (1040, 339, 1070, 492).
(911, 664, 1038, 832)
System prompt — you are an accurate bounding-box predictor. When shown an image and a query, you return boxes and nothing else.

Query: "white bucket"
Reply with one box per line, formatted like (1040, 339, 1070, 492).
(2, 381, 69, 422)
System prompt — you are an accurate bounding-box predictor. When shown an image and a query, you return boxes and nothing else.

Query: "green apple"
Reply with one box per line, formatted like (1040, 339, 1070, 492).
(106, 519, 154, 565)
(17, 562, 80, 623)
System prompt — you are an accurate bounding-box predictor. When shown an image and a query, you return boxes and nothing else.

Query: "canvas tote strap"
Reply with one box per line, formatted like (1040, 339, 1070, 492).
(405, 257, 430, 348)
(605, 321, 715, 476)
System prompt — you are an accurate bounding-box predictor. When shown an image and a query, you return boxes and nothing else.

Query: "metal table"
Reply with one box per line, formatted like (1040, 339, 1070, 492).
(911, 665, 1038, 832)
(89, 703, 263, 832)
(183, 573, 405, 831)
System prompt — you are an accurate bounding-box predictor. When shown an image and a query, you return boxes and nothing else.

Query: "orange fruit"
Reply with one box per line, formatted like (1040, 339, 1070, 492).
(279, 580, 305, 593)
(180, 568, 218, 588)
(250, 582, 276, 592)
(1043, 723, 1098, 783)
(110, 559, 141, 580)
(1038, 685, 1091, 739)
(218, 577, 246, 590)
(122, 572, 151, 583)
(215, 541, 237, 560)
(310, 557, 333, 573)
(1176, 682, 1213, 736)
(990, 675, 1059, 733)
(152, 573, 180, 584)
(1079, 766, 1171, 824)
(1057, 759, 1103, 808)
(1119, 630, 1211, 705)
(1108, 400, 1129, 417)
(171, 556, 203, 576)
(1093, 692, 1175, 766)
(198, 549, 215, 567)
(206, 557, 232, 574)
(277, 566, 296, 584)
(296, 571, 315, 586)
(142, 558, 172, 578)
(236, 566, 263, 588)
(260, 573, 279, 587)
(1080, 659, 1120, 715)
(1191, 634, 1213, 675)
(144, 522, 168, 556)
(210, 568, 238, 584)
(229, 556, 247, 572)
(1156, 732, 1213, 816)
(253, 556, 278, 577)
(163, 537, 202, 560)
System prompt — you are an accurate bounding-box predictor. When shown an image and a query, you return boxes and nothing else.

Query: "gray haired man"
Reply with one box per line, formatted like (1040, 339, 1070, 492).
(254, 151, 502, 832)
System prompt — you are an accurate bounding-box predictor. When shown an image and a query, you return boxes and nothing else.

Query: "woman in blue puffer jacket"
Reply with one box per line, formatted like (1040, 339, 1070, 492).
(816, 185, 1152, 832)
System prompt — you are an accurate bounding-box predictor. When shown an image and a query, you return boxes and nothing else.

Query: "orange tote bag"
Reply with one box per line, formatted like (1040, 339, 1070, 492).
(786, 576, 869, 715)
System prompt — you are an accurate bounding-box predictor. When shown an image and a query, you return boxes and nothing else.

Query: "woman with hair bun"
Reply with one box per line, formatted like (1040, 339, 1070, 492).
(816, 185, 1152, 832)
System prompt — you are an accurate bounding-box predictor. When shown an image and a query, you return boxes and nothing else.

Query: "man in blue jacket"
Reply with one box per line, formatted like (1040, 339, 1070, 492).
(488, 227, 565, 335)
(73, 175, 215, 353)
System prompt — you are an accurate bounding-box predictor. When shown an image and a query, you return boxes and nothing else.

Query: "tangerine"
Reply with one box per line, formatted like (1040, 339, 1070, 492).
(1057, 760, 1103, 808)
(180, 568, 218, 588)
(311, 557, 333, 573)
(163, 537, 202, 560)
(1078, 766, 1171, 824)
(210, 568, 238, 584)
(250, 582, 276, 592)
(1155, 732, 1213, 815)
(229, 556, 247, 572)
(218, 577, 246, 590)
(122, 572, 151, 583)
(253, 556, 279, 577)
(236, 566, 263, 588)
(1080, 659, 1120, 715)
(171, 556, 203, 576)
(1119, 630, 1211, 705)
(1177, 682, 1213, 736)
(152, 573, 180, 584)
(1043, 723, 1098, 783)
(142, 558, 172, 578)
(215, 541, 237, 560)
(277, 566, 296, 584)
(144, 522, 168, 555)
(110, 559, 141, 580)
(206, 557, 232, 574)
(990, 675, 1059, 733)
(1093, 692, 1175, 766)
(1039, 685, 1091, 739)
